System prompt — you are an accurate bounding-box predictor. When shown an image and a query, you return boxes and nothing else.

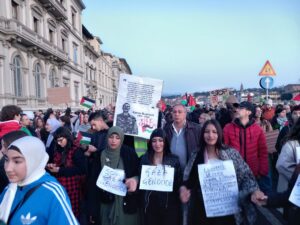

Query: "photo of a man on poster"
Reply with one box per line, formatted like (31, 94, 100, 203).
(116, 103, 138, 134)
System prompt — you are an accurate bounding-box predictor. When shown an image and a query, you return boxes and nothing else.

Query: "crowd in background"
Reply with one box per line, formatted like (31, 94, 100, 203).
(1, 96, 300, 225)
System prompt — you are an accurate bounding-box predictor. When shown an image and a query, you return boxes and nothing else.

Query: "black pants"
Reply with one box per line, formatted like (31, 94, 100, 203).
(144, 197, 181, 225)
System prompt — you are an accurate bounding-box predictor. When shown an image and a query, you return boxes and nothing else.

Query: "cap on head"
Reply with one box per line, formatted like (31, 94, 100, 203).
(239, 101, 254, 112)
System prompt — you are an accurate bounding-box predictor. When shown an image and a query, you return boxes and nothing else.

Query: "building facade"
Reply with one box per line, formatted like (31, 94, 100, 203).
(0, 0, 131, 110)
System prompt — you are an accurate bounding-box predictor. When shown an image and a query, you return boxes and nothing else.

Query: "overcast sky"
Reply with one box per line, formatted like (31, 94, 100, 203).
(82, 0, 300, 95)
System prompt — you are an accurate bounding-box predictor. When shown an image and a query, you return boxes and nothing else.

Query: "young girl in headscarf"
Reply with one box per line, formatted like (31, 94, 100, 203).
(45, 118, 61, 162)
(88, 126, 140, 225)
(0, 136, 78, 225)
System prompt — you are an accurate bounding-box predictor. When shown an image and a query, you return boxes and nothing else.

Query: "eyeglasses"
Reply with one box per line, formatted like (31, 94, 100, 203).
(56, 138, 65, 143)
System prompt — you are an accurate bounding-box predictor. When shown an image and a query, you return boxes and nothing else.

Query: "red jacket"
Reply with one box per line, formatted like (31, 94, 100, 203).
(223, 119, 268, 177)
(0, 120, 21, 138)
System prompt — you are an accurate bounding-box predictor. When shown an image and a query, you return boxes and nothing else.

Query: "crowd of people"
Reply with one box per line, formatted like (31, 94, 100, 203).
(0, 97, 300, 225)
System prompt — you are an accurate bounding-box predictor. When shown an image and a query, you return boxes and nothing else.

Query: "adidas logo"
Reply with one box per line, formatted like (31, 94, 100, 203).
(20, 213, 37, 225)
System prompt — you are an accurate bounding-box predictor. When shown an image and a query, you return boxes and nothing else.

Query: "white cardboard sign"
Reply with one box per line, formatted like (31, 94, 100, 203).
(289, 175, 300, 207)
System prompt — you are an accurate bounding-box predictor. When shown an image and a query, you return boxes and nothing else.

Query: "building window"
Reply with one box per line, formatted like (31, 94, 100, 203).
(49, 29, 54, 43)
(86, 66, 88, 80)
(61, 38, 66, 51)
(12, 56, 22, 97)
(11, 0, 18, 20)
(33, 17, 39, 33)
(71, 11, 76, 28)
(73, 43, 78, 64)
(74, 82, 79, 104)
(34, 63, 42, 98)
(90, 68, 93, 80)
(49, 69, 55, 88)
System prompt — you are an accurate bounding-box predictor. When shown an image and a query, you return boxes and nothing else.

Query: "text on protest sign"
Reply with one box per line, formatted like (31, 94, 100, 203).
(139, 165, 174, 192)
(96, 165, 127, 196)
(289, 175, 300, 207)
(198, 160, 239, 217)
(114, 74, 163, 139)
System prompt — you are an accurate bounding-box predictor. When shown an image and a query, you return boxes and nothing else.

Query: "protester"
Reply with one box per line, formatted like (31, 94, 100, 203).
(140, 128, 182, 225)
(0, 131, 28, 193)
(271, 105, 288, 131)
(47, 127, 87, 218)
(45, 118, 61, 162)
(20, 114, 33, 136)
(163, 103, 201, 171)
(262, 99, 275, 122)
(276, 118, 300, 192)
(0, 136, 78, 224)
(223, 101, 270, 194)
(78, 112, 91, 132)
(253, 163, 300, 225)
(87, 126, 139, 225)
(198, 112, 211, 127)
(180, 120, 264, 225)
(0, 105, 22, 140)
(34, 116, 48, 144)
(275, 105, 300, 153)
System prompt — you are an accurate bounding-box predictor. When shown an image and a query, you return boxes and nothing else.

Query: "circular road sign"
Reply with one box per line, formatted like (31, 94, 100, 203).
(260, 77, 274, 89)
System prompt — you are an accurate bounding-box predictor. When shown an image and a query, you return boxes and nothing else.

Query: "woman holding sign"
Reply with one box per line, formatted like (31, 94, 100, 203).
(180, 120, 264, 225)
(87, 126, 140, 225)
(140, 128, 182, 225)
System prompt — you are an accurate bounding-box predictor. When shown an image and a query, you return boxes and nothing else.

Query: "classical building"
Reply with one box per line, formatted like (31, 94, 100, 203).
(0, 0, 132, 110)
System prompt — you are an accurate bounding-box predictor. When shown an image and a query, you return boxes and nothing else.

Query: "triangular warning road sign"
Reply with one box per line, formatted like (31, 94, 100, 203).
(259, 60, 276, 76)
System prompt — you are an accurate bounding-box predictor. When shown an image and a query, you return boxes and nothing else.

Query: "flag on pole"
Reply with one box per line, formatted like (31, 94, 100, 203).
(77, 131, 92, 145)
(80, 96, 95, 109)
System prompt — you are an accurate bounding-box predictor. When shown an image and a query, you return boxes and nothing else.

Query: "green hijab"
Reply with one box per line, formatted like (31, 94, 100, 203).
(102, 126, 124, 169)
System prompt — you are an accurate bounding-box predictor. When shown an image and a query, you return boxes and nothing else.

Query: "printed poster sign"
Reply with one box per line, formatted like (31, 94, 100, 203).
(114, 74, 163, 139)
(96, 165, 127, 196)
(289, 175, 300, 207)
(198, 160, 239, 217)
(139, 165, 174, 192)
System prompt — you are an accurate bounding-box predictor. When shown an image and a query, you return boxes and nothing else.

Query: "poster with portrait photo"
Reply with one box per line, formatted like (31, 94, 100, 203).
(113, 74, 163, 139)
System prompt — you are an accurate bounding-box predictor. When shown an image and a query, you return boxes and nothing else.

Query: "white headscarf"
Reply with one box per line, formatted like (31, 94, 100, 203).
(0, 136, 49, 223)
(46, 118, 61, 148)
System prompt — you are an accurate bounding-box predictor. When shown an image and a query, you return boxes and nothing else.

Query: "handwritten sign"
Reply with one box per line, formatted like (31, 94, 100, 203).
(139, 165, 174, 192)
(289, 175, 300, 207)
(296, 147, 300, 163)
(96, 165, 127, 196)
(198, 160, 239, 217)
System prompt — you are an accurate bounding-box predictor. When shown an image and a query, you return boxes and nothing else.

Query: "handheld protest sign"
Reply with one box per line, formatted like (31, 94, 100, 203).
(139, 165, 174, 192)
(198, 160, 239, 217)
(289, 175, 300, 207)
(96, 165, 127, 196)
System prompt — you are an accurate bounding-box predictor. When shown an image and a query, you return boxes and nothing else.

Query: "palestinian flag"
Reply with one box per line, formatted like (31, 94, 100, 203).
(80, 96, 95, 109)
(77, 131, 92, 145)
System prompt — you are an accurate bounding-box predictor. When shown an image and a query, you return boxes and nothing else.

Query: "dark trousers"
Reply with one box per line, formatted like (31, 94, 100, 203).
(144, 197, 181, 225)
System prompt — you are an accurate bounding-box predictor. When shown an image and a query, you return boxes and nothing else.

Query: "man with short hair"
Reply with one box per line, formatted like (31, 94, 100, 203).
(85, 111, 109, 156)
(164, 104, 201, 170)
(0, 105, 22, 139)
(224, 101, 270, 193)
(20, 114, 33, 136)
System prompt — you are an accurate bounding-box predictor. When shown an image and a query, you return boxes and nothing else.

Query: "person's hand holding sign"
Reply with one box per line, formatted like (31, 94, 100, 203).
(125, 177, 138, 192)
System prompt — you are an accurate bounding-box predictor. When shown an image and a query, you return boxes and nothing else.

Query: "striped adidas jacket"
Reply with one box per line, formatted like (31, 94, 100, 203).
(0, 173, 78, 225)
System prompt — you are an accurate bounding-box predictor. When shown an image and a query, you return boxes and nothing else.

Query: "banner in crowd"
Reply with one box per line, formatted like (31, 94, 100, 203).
(47, 87, 71, 105)
(114, 74, 163, 139)
(289, 175, 300, 207)
(198, 160, 239, 217)
(139, 165, 174, 192)
(96, 165, 127, 196)
(209, 88, 230, 106)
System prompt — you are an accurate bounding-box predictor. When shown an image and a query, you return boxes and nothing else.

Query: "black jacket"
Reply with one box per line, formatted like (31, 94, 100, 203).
(164, 121, 201, 159)
(267, 168, 300, 225)
(139, 153, 182, 213)
(87, 145, 140, 222)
